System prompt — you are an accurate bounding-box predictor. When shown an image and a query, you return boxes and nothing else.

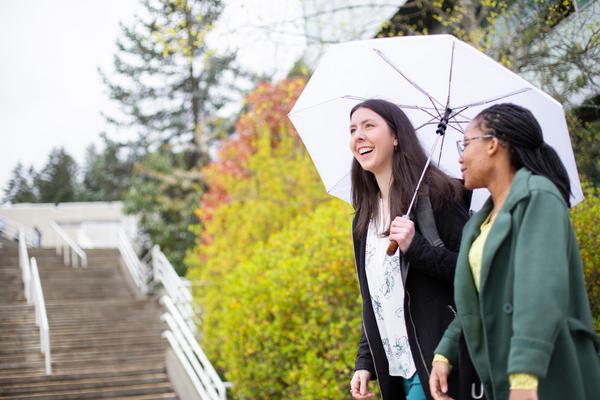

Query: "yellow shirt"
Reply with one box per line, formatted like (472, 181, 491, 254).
(434, 212, 538, 390)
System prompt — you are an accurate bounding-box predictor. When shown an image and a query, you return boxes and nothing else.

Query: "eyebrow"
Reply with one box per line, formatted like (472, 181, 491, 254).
(349, 118, 375, 128)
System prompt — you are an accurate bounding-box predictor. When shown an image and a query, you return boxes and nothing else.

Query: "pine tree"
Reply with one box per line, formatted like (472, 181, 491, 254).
(2, 163, 37, 204)
(80, 136, 137, 201)
(102, 0, 240, 272)
(34, 148, 78, 204)
(102, 0, 237, 165)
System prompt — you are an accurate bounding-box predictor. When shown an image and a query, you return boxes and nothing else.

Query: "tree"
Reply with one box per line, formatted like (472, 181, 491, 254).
(79, 136, 137, 201)
(379, 1, 599, 106)
(103, 0, 242, 268)
(186, 77, 364, 398)
(102, 0, 237, 164)
(2, 163, 37, 204)
(34, 147, 78, 204)
(124, 147, 203, 275)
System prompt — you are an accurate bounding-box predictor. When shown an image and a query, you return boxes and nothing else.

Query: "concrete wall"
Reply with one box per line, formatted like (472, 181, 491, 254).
(0, 201, 137, 248)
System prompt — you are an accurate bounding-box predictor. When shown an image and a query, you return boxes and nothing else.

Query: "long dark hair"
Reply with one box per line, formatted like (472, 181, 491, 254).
(473, 103, 571, 205)
(351, 99, 463, 238)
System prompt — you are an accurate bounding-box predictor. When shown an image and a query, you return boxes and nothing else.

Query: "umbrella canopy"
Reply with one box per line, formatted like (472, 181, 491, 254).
(288, 34, 583, 210)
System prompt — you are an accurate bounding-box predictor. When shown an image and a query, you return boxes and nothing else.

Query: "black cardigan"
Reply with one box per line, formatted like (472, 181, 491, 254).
(353, 197, 470, 400)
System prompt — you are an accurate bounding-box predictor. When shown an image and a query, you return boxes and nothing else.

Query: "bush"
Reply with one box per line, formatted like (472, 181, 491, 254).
(214, 200, 360, 399)
(570, 181, 600, 331)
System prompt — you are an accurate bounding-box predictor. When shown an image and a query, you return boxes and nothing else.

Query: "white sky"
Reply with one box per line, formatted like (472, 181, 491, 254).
(0, 0, 307, 190)
(0, 0, 396, 191)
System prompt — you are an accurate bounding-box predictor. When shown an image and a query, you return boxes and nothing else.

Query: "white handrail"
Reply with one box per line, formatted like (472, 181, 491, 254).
(161, 295, 228, 400)
(1, 217, 38, 246)
(18, 230, 32, 304)
(30, 257, 52, 375)
(118, 229, 151, 293)
(152, 245, 195, 331)
(49, 221, 87, 267)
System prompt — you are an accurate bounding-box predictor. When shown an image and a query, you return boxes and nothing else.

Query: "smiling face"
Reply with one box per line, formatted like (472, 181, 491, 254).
(349, 107, 397, 177)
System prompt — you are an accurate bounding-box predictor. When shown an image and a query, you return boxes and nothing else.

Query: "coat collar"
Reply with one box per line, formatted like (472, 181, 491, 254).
(458, 168, 532, 296)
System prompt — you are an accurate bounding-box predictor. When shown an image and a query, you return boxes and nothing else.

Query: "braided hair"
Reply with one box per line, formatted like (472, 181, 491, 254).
(473, 103, 571, 205)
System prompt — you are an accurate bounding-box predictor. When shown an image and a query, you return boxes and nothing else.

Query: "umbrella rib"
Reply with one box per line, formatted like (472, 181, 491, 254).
(343, 96, 438, 115)
(372, 48, 444, 116)
(288, 95, 366, 116)
(453, 87, 533, 109)
(444, 41, 456, 110)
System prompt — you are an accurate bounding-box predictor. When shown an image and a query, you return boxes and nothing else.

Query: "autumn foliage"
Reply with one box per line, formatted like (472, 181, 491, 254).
(187, 77, 359, 399)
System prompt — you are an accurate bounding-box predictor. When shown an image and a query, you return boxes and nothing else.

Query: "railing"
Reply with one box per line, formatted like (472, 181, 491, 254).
(30, 258, 52, 375)
(151, 245, 195, 331)
(17, 230, 51, 374)
(161, 295, 229, 400)
(49, 221, 87, 267)
(1, 216, 38, 246)
(18, 231, 32, 304)
(118, 229, 151, 293)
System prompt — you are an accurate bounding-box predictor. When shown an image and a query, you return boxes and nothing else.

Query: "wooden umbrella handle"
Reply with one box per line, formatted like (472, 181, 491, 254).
(386, 241, 399, 256)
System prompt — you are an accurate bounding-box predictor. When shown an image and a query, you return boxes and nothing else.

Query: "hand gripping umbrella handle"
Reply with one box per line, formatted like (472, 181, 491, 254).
(386, 215, 410, 256)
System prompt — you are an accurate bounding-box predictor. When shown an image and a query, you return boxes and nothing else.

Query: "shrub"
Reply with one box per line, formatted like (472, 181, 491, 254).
(570, 181, 600, 331)
(214, 200, 359, 399)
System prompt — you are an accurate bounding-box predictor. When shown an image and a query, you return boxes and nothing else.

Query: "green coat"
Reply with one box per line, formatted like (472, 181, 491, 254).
(435, 168, 600, 399)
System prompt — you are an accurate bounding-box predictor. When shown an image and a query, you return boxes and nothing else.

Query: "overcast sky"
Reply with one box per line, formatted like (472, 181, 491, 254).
(0, 0, 308, 190)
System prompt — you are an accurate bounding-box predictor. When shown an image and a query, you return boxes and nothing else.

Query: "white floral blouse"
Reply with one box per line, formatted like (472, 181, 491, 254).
(364, 209, 417, 378)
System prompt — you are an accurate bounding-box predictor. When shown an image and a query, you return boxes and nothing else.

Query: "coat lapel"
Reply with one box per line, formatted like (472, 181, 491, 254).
(455, 201, 490, 315)
(478, 169, 531, 293)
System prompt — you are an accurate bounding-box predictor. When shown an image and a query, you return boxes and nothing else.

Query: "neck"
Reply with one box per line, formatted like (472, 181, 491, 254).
(375, 168, 393, 219)
(488, 166, 516, 215)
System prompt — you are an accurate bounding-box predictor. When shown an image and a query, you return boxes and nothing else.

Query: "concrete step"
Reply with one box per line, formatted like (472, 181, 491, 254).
(0, 365, 167, 385)
(0, 372, 170, 395)
(0, 381, 176, 399)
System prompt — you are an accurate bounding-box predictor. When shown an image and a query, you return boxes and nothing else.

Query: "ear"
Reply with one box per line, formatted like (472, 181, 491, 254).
(486, 137, 503, 156)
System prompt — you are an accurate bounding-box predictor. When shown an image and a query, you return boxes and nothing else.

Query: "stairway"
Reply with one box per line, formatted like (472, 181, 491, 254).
(0, 241, 179, 399)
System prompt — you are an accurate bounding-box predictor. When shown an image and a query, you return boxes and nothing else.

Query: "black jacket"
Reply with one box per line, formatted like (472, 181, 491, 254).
(353, 197, 471, 400)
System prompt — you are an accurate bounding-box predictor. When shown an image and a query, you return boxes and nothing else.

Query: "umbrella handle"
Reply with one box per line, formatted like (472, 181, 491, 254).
(386, 241, 399, 256)
(386, 214, 410, 256)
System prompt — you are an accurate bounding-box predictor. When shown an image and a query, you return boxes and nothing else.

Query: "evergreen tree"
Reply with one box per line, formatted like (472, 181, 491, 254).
(34, 147, 78, 204)
(2, 163, 37, 204)
(80, 136, 137, 201)
(102, 0, 239, 272)
(124, 147, 203, 275)
(102, 0, 237, 164)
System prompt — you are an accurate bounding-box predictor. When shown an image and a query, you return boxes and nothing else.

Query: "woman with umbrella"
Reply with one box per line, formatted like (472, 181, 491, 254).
(429, 103, 600, 400)
(348, 99, 472, 399)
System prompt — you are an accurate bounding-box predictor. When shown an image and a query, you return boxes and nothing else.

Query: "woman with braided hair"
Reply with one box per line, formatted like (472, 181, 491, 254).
(429, 103, 600, 400)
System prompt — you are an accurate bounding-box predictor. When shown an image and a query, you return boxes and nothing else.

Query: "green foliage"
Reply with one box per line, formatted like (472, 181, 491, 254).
(102, 0, 236, 160)
(124, 147, 203, 275)
(214, 200, 357, 400)
(187, 78, 364, 398)
(2, 163, 36, 204)
(570, 181, 600, 331)
(103, 0, 242, 271)
(79, 136, 137, 201)
(34, 147, 78, 204)
(569, 106, 600, 187)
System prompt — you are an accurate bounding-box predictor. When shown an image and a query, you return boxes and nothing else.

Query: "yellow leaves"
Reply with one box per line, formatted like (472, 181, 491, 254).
(186, 76, 361, 397)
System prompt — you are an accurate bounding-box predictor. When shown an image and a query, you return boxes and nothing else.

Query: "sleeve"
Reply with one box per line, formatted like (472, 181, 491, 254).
(433, 354, 453, 370)
(434, 316, 463, 366)
(355, 324, 377, 379)
(507, 191, 569, 378)
(402, 199, 469, 283)
(509, 373, 539, 390)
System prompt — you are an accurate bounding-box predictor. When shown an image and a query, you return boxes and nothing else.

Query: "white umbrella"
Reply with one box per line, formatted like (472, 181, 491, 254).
(288, 34, 584, 211)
